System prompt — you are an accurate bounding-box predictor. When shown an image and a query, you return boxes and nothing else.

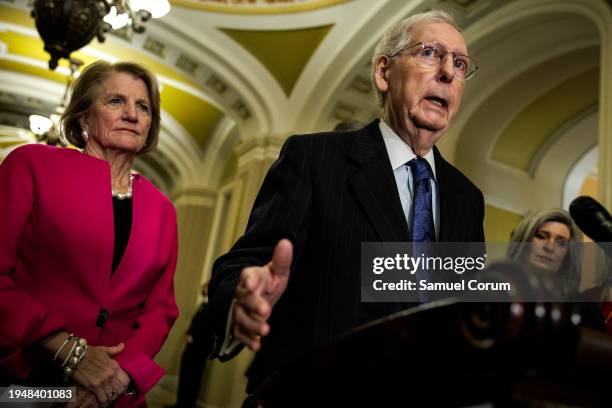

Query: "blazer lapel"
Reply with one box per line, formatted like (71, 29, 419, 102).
(348, 120, 409, 242)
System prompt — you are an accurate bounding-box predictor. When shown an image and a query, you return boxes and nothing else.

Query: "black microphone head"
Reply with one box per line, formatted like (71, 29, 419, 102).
(569, 196, 612, 243)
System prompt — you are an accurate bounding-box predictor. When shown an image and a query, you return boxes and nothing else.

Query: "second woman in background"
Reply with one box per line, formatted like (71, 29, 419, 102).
(506, 209, 605, 330)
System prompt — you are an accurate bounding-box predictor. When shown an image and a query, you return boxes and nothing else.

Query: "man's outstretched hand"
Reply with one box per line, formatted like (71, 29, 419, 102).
(232, 239, 293, 351)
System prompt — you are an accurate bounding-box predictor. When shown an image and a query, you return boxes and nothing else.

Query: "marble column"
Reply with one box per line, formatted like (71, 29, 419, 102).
(156, 188, 217, 375)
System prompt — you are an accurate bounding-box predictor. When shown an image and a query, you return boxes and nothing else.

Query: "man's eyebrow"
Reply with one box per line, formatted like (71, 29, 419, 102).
(421, 40, 468, 55)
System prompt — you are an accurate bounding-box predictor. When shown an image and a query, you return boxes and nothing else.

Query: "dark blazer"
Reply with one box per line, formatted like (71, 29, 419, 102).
(209, 119, 485, 391)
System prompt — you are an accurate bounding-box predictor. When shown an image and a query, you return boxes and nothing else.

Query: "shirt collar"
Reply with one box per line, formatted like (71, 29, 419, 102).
(379, 120, 437, 179)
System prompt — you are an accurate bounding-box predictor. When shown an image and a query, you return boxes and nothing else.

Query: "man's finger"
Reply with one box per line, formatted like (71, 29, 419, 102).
(235, 293, 271, 319)
(270, 239, 293, 278)
(238, 267, 267, 294)
(234, 325, 262, 352)
(234, 304, 270, 337)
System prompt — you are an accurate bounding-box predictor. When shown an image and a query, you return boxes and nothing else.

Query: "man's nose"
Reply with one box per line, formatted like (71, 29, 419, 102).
(438, 55, 456, 83)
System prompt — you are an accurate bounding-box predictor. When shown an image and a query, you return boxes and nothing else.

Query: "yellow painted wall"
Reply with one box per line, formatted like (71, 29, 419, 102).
(484, 204, 523, 243)
(580, 174, 598, 200)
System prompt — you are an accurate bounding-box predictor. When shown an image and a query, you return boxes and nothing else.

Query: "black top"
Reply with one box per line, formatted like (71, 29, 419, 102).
(112, 197, 132, 274)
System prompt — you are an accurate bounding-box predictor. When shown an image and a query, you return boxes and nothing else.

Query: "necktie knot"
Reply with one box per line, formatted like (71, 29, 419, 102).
(407, 157, 433, 183)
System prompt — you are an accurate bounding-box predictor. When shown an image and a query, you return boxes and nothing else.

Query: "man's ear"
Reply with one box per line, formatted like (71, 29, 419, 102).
(374, 56, 390, 93)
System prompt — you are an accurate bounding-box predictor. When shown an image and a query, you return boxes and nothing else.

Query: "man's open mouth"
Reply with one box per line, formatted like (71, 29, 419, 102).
(425, 96, 448, 108)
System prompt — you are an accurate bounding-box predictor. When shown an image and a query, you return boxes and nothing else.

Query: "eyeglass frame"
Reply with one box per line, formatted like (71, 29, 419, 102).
(388, 41, 478, 81)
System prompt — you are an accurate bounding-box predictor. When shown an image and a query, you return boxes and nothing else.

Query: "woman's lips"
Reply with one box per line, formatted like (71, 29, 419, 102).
(115, 128, 138, 134)
(534, 254, 555, 263)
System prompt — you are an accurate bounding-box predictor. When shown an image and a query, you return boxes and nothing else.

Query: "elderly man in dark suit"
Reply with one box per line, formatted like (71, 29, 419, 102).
(209, 9, 484, 394)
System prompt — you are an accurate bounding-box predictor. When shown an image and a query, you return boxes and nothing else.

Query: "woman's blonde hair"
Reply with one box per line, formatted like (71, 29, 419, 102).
(506, 209, 583, 293)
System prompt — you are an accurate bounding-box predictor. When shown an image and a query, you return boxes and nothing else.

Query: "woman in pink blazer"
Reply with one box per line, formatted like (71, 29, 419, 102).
(0, 61, 179, 407)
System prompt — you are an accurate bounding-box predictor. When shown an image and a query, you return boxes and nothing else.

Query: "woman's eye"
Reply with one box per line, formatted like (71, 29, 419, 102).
(108, 98, 122, 105)
(557, 240, 569, 248)
(137, 103, 150, 114)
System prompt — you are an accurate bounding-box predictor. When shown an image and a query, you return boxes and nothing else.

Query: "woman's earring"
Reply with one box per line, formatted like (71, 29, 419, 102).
(81, 129, 88, 143)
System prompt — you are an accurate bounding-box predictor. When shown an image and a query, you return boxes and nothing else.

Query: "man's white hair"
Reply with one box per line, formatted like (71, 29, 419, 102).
(370, 10, 461, 108)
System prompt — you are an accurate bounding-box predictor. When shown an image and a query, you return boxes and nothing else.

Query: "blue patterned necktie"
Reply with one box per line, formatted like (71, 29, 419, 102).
(407, 157, 435, 302)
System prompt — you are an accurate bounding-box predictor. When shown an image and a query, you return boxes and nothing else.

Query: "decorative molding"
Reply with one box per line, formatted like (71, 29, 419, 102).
(172, 188, 217, 207)
(170, 0, 350, 15)
(143, 36, 168, 58)
(235, 134, 285, 169)
(528, 104, 598, 178)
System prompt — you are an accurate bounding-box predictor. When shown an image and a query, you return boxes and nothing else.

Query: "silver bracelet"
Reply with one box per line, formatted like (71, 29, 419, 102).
(62, 337, 88, 382)
(52, 333, 74, 362)
(61, 337, 78, 367)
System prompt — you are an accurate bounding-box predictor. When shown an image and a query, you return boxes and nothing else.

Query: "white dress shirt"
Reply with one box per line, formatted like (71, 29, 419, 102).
(379, 120, 440, 240)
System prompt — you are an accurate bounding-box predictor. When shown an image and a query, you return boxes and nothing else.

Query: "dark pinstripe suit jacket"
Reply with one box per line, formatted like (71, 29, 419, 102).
(209, 119, 485, 391)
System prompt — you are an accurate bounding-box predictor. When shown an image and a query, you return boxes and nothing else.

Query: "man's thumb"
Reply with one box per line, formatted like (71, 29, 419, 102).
(271, 239, 293, 278)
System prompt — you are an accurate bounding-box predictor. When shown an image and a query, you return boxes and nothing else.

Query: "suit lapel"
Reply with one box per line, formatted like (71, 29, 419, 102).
(348, 120, 409, 242)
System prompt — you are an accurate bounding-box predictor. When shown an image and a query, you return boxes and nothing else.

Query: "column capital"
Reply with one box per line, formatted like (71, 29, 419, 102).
(171, 187, 217, 207)
(235, 134, 286, 170)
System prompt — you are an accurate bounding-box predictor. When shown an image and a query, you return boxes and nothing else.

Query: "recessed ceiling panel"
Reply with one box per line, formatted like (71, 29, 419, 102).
(161, 85, 224, 149)
(491, 67, 598, 171)
(221, 25, 333, 97)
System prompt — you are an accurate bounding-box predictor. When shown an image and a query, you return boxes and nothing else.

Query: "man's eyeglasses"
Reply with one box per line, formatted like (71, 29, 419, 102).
(390, 41, 478, 81)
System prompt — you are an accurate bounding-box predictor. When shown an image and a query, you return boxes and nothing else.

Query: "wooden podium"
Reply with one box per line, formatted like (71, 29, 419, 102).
(251, 299, 612, 407)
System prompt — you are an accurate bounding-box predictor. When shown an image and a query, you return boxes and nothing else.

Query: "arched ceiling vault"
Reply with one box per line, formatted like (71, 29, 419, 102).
(443, 0, 610, 213)
(492, 68, 598, 173)
(1, 0, 610, 205)
(0, 2, 237, 193)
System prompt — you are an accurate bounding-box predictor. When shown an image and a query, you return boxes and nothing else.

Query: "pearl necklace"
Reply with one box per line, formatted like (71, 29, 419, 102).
(112, 174, 134, 200)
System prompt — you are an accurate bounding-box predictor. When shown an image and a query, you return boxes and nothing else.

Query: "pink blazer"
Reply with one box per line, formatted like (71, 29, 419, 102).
(0, 144, 179, 404)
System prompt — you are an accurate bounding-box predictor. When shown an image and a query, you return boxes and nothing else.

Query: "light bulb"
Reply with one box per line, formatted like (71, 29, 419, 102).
(29, 115, 53, 135)
(130, 0, 170, 19)
(103, 6, 130, 30)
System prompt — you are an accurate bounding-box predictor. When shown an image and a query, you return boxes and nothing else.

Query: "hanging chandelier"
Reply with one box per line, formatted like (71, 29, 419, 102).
(31, 0, 171, 70)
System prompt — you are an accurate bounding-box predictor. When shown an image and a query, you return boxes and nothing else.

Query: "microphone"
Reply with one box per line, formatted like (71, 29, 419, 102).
(570, 196, 612, 260)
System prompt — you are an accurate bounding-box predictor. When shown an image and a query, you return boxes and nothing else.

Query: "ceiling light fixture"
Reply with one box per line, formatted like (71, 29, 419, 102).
(29, 58, 83, 145)
(31, 0, 171, 70)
